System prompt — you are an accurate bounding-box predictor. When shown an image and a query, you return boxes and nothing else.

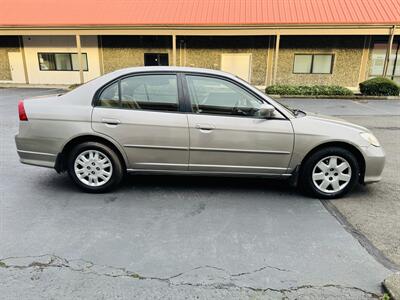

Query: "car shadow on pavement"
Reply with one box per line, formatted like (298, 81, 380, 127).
(121, 174, 299, 195)
(32, 169, 376, 202)
(37, 171, 299, 197)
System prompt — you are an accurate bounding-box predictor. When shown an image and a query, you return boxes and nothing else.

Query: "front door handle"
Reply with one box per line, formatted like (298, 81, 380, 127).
(101, 118, 120, 125)
(195, 124, 215, 131)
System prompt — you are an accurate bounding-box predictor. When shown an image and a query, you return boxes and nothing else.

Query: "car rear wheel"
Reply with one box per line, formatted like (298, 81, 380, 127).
(67, 142, 123, 193)
(299, 147, 359, 199)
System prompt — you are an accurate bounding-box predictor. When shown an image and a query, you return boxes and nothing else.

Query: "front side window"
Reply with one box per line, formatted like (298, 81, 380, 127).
(97, 74, 179, 112)
(38, 53, 88, 71)
(186, 75, 263, 117)
(293, 54, 333, 74)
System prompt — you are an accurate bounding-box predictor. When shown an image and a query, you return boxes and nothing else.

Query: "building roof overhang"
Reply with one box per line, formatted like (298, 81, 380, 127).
(0, 24, 399, 36)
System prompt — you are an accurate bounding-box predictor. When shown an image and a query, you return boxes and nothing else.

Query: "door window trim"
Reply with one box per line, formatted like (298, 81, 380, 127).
(181, 72, 288, 120)
(93, 71, 186, 113)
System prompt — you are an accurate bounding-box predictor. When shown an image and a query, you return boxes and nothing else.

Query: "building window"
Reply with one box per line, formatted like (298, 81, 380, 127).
(369, 42, 400, 84)
(38, 53, 88, 71)
(293, 54, 334, 74)
(144, 53, 169, 66)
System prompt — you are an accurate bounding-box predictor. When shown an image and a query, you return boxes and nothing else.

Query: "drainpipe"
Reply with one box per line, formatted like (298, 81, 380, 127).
(383, 25, 396, 77)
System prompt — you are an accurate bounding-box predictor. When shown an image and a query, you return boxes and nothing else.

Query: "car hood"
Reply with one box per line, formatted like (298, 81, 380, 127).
(303, 112, 370, 133)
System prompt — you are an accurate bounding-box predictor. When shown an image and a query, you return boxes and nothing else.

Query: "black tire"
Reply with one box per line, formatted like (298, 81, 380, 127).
(299, 147, 360, 199)
(67, 142, 124, 193)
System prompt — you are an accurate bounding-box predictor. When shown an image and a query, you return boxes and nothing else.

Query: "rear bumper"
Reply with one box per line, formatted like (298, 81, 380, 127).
(15, 135, 57, 168)
(362, 145, 385, 183)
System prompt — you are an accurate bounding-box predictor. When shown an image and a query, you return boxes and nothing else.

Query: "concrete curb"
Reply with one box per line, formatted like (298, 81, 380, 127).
(267, 94, 400, 100)
(383, 272, 400, 299)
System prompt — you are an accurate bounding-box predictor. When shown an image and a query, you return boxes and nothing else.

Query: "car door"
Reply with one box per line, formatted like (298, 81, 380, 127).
(92, 73, 189, 171)
(184, 74, 294, 175)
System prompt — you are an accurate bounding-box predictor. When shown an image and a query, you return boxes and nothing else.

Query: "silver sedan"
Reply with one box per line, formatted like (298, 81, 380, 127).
(15, 67, 385, 198)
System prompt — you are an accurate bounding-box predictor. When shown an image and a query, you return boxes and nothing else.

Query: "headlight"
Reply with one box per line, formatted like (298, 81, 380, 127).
(360, 132, 380, 147)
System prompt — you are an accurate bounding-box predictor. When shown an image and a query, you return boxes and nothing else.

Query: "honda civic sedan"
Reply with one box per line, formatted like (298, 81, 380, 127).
(15, 67, 385, 198)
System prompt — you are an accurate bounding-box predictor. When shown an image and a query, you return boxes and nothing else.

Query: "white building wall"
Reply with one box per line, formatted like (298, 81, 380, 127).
(23, 35, 101, 84)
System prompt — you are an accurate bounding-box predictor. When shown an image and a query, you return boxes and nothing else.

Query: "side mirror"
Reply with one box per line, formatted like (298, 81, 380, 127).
(259, 103, 275, 118)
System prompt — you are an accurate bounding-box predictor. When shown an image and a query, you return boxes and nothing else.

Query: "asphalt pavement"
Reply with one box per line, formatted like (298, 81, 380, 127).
(0, 88, 398, 299)
(279, 98, 400, 116)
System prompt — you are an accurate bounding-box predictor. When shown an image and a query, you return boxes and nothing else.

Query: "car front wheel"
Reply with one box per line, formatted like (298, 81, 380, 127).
(67, 142, 124, 193)
(299, 147, 360, 199)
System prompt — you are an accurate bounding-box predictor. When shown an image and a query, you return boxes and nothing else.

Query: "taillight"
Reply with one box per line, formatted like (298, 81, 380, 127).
(18, 100, 28, 121)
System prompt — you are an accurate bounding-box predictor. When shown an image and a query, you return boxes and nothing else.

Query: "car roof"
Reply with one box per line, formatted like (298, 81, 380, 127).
(107, 66, 237, 79)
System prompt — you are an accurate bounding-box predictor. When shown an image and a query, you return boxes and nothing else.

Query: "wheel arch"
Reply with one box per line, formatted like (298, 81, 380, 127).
(55, 134, 128, 173)
(298, 141, 366, 184)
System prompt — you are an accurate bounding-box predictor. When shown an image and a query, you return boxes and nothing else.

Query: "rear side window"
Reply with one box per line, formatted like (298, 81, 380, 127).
(98, 82, 119, 107)
(97, 74, 179, 112)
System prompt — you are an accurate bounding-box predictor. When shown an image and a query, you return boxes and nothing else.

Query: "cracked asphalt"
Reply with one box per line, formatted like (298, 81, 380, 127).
(0, 89, 399, 299)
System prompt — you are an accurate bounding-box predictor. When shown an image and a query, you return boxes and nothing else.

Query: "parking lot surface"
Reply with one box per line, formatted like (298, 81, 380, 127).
(0, 88, 398, 299)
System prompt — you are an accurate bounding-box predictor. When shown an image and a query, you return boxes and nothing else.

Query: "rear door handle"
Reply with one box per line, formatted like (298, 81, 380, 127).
(195, 124, 215, 131)
(101, 118, 120, 125)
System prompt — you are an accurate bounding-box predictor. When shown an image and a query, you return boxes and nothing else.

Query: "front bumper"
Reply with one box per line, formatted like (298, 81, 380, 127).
(362, 145, 385, 183)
